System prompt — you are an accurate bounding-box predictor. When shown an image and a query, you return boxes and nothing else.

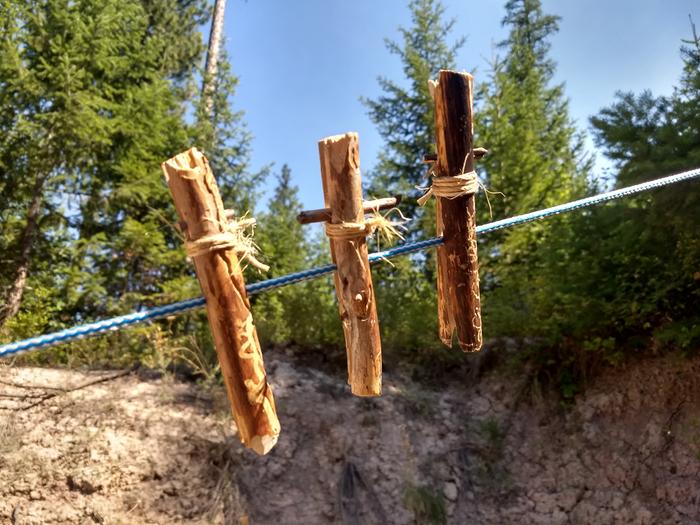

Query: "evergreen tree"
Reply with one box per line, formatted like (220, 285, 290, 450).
(254, 165, 341, 347)
(363, 0, 463, 224)
(0, 0, 262, 368)
(362, 0, 463, 355)
(254, 165, 307, 343)
(488, 17, 700, 399)
(475, 0, 591, 334)
(585, 20, 700, 349)
(0, 0, 206, 328)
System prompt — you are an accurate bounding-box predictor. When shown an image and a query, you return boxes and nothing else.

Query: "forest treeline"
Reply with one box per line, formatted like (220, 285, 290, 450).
(1, 0, 698, 397)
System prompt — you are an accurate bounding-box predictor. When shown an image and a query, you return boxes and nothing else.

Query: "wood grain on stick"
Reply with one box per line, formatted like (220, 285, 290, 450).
(318, 133, 382, 396)
(432, 70, 483, 352)
(162, 148, 280, 454)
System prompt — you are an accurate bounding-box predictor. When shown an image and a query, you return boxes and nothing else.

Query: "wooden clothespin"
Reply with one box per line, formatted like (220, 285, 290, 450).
(162, 147, 280, 455)
(426, 70, 483, 352)
(298, 132, 394, 396)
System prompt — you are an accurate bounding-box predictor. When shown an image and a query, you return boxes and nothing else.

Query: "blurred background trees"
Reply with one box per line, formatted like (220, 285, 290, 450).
(1, 0, 698, 396)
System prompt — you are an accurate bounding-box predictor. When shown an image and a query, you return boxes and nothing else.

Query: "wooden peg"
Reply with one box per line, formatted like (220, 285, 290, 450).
(161, 147, 280, 455)
(432, 70, 483, 352)
(423, 147, 488, 164)
(317, 132, 382, 396)
(297, 195, 401, 225)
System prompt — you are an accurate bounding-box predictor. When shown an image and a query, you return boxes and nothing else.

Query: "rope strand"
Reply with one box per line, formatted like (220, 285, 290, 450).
(2, 166, 699, 359)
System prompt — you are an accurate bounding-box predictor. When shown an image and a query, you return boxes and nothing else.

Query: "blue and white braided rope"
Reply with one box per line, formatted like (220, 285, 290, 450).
(2, 167, 699, 359)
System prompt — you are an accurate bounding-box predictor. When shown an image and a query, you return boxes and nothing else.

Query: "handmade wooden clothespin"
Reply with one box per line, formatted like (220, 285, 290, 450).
(162, 147, 280, 455)
(298, 132, 395, 397)
(421, 70, 483, 352)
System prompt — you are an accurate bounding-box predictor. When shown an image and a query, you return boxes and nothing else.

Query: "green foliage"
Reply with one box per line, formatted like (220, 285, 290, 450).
(476, 0, 590, 283)
(0, 0, 261, 371)
(470, 0, 597, 394)
(497, 18, 700, 397)
(254, 165, 342, 347)
(584, 20, 700, 350)
(403, 482, 447, 525)
(362, 0, 464, 363)
(363, 0, 462, 226)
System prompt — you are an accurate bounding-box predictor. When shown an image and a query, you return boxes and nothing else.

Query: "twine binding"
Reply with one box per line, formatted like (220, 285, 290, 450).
(185, 215, 269, 272)
(417, 154, 504, 218)
(324, 209, 409, 244)
(417, 170, 478, 206)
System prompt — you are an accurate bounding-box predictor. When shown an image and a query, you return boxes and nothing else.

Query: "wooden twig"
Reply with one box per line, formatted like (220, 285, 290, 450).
(423, 147, 488, 163)
(432, 70, 483, 352)
(162, 148, 280, 455)
(318, 133, 382, 396)
(297, 195, 402, 225)
(5, 369, 134, 411)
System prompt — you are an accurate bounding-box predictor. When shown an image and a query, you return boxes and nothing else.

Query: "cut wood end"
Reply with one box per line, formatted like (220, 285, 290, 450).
(428, 79, 438, 99)
(351, 383, 382, 397)
(247, 433, 279, 456)
(161, 147, 205, 181)
(438, 69, 473, 81)
(318, 132, 358, 146)
(458, 341, 482, 353)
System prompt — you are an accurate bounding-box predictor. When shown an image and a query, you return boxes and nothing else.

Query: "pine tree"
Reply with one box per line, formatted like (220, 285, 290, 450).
(475, 0, 591, 334)
(477, 0, 589, 220)
(363, 0, 463, 225)
(585, 20, 700, 349)
(254, 165, 341, 346)
(362, 0, 464, 354)
(0, 0, 261, 356)
(0, 0, 203, 326)
(254, 165, 305, 343)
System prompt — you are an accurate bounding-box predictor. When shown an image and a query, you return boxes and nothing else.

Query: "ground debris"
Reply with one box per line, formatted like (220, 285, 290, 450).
(0, 352, 699, 524)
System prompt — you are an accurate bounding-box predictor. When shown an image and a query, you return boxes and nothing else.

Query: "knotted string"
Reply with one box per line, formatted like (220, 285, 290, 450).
(185, 214, 270, 272)
(416, 170, 479, 206)
(417, 154, 504, 219)
(324, 210, 409, 243)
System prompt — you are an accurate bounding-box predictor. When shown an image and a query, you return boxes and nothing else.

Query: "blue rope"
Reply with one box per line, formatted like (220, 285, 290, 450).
(2, 167, 699, 358)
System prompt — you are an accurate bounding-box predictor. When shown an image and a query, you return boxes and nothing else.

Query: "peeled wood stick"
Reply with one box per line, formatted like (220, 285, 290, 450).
(297, 195, 402, 224)
(432, 70, 483, 352)
(161, 147, 280, 454)
(318, 133, 382, 396)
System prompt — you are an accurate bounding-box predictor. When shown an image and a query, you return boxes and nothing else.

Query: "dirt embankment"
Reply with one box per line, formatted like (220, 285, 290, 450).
(1, 351, 699, 524)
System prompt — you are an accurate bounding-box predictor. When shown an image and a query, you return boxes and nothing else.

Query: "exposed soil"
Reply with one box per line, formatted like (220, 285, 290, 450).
(1, 350, 699, 524)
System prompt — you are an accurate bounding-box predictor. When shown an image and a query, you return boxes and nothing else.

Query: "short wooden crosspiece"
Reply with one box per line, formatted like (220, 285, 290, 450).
(162, 148, 280, 455)
(300, 132, 384, 397)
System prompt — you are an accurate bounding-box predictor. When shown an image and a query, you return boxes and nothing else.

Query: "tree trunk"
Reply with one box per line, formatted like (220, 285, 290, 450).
(0, 179, 44, 327)
(201, 0, 228, 118)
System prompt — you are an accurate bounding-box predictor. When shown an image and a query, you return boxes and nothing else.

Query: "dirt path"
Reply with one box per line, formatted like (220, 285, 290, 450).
(1, 351, 699, 524)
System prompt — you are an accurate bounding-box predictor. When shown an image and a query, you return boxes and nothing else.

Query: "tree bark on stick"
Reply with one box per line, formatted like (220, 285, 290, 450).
(162, 147, 279, 455)
(432, 70, 483, 352)
(318, 133, 382, 396)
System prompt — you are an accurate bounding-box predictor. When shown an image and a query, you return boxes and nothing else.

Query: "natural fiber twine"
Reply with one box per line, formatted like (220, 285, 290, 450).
(324, 210, 409, 244)
(417, 154, 504, 218)
(185, 216, 270, 272)
(417, 170, 478, 206)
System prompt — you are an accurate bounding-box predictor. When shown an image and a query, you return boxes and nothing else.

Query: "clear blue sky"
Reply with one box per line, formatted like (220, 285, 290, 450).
(222, 0, 697, 210)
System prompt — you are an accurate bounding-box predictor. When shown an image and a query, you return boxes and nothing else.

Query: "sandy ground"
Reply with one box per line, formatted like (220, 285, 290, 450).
(1, 350, 699, 524)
